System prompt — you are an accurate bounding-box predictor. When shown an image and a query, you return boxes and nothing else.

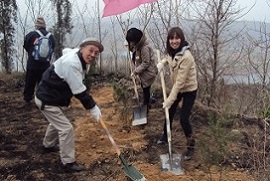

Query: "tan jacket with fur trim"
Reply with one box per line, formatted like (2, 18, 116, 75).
(160, 49, 198, 107)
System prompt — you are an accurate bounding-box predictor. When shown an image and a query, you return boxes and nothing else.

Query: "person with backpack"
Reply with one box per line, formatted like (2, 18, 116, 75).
(125, 28, 158, 113)
(156, 27, 198, 160)
(34, 37, 104, 172)
(23, 17, 55, 107)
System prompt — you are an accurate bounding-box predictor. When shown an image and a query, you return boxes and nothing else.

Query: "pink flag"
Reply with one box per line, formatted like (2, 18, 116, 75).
(102, 0, 157, 17)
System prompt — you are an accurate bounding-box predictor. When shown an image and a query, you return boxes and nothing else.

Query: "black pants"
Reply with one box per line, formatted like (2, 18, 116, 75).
(142, 85, 151, 105)
(23, 69, 46, 102)
(163, 90, 197, 138)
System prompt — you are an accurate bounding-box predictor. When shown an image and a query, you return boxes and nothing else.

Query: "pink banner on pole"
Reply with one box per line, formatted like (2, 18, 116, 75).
(102, 0, 157, 17)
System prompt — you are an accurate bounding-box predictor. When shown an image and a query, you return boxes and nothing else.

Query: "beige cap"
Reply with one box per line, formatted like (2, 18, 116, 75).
(80, 37, 104, 52)
(35, 17, 46, 28)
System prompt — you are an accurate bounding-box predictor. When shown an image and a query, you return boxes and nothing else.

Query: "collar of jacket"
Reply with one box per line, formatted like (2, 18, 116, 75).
(173, 45, 190, 62)
(37, 27, 46, 30)
(175, 45, 190, 56)
(77, 51, 86, 71)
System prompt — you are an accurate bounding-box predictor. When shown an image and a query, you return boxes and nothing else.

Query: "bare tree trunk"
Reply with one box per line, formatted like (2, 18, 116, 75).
(191, 0, 244, 107)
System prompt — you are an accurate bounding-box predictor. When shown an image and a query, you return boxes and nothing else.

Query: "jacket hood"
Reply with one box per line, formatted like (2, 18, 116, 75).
(135, 34, 149, 50)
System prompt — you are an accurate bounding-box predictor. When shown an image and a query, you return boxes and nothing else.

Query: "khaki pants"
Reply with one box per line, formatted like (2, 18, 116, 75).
(35, 96, 75, 164)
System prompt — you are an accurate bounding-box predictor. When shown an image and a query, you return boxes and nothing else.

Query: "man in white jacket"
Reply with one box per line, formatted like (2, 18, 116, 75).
(35, 38, 103, 172)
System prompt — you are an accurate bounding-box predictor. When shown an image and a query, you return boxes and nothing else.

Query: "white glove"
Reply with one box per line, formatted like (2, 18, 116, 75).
(157, 62, 164, 73)
(90, 105, 101, 122)
(130, 72, 136, 78)
(162, 101, 170, 109)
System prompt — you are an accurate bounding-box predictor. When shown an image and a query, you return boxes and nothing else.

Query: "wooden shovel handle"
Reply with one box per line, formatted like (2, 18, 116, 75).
(157, 50, 172, 144)
(99, 118, 121, 156)
(157, 50, 169, 111)
(127, 49, 140, 101)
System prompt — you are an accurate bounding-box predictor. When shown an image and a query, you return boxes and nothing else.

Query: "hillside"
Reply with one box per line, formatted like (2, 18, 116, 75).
(0, 73, 266, 180)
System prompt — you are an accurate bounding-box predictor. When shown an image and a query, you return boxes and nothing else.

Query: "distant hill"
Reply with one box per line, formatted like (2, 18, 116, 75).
(8, 18, 270, 73)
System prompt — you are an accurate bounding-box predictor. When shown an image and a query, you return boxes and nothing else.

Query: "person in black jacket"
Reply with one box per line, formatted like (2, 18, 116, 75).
(35, 38, 104, 172)
(23, 17, 55, 106)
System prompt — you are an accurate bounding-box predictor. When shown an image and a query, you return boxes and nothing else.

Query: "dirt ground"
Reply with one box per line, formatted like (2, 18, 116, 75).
(0, 75, 256, 181)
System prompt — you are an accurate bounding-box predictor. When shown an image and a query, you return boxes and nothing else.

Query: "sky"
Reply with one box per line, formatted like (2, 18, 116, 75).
(16, 0, 270, 23)
(98, 0, 270, 23)
(97, 0, 270, 23)
(236, 0, 270, 23)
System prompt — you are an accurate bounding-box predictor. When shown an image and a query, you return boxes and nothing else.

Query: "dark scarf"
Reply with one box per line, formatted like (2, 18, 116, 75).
(77, 51, 86, 71)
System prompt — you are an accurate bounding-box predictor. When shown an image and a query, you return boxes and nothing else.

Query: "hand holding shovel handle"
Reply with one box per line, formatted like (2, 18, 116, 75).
(126, 47, 147, 126)
(127, 50, 140, 106)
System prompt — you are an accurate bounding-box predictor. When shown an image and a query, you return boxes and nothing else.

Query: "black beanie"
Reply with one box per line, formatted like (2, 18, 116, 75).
(126, 28, 143, 45)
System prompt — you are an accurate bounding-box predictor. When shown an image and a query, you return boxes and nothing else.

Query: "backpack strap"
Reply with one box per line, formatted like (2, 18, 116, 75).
(35, 30, 44, 37)
(35, 30, 51, 38)
(45, 32, 51, 38)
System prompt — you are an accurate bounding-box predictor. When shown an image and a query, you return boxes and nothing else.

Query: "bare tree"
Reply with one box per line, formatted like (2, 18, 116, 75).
(190, 0, 244, 107)
(149, 0, 174, 53)
(108, 17, 120, 74)
(16, 9, 28, 72)
(0, 0, 17, 73)
(50, 0, 73, 59)
(237, 21, 270, 115)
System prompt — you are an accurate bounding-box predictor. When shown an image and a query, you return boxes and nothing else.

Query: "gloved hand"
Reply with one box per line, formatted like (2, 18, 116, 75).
(90, 105, 101, 122)
(157, 62, 164, 73)
(130, 72, 136, 78)
(162, 101, 171, 109)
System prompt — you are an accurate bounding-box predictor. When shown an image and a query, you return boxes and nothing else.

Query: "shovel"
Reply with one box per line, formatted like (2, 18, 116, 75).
(127, 50, 147, 126)
(99, 118, 146, 181)
(157, 50, 184, 175)
(131, 79, 148, 126)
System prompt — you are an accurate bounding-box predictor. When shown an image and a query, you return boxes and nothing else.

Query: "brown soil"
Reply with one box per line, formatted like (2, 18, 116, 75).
(0, 75, 256, 181)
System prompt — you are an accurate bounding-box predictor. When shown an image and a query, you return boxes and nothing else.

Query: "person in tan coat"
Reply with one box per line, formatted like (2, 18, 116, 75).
(156, 27, 198, 160)
(126, 28, 158, 111)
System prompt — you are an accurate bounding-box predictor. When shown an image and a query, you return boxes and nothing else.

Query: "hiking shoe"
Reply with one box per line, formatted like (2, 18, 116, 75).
(157, 134, 168, 144)
(63, 162, 85, 172)
(42, 146, 59, 153)
(25, 101, 31, 106)
(184, 139, 195, 160)
(23, 101, 31, 108)
(183, 148, 194, 160)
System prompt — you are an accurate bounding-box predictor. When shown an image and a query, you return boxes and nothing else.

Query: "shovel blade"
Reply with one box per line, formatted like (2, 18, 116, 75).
(160, 153, 184, 175)
(132, 105, 147, 126)
(122, 165, 146, 181)
(119, 154, 146, 181)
